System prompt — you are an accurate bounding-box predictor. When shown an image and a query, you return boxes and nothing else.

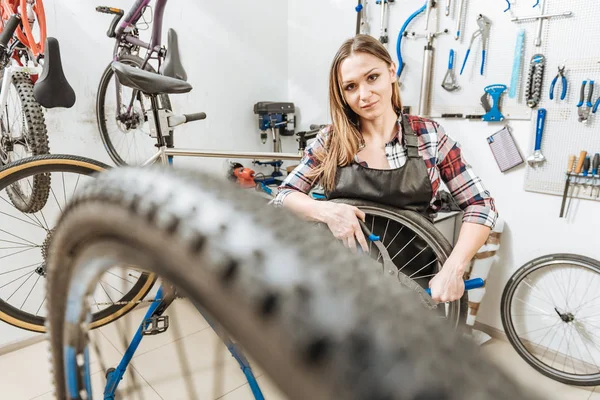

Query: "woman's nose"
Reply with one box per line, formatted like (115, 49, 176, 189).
(359, 85, 372, 101)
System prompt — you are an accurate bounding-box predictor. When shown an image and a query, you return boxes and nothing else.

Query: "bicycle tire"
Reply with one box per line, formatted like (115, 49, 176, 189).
(96, 53, 173, 166)
(0, 154, 156, 332)
(1, 72, 50, 214)
(47, 166, 538, 400)
(501, 253, 600, 386)
(331, 198, 467, 328)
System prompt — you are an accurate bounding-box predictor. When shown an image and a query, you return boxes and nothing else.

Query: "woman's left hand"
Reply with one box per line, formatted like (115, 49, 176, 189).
(428, 259, 467, 303)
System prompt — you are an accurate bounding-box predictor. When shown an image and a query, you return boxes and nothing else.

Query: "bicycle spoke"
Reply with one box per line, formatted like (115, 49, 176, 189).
(49, 185, 63, 214)
(572, 326, 600, 372)
(21, 274, 41, 309)
(98, 281, 116, 303)
(390, 234, 417, 262)
(520, 278, 559, 309)
(539, 322, 563, 361)
(0, 209, 46, 230)
(550, 325, 568, 368)
(0, 246, 37, 260)
(397, 244, 429, 272)
(0, 228, 38, 246)
(1, 194, 49, 231)
(6, 270, 35, 301)
(514, 297, 554, 317)
(408, 259, 437, 279)
(106, 270, 136, 286)
(71, 174, 82, 199)
(0, 261, 43, 276)
(62, 172, 67, 206)
(36, 295, 47, 316)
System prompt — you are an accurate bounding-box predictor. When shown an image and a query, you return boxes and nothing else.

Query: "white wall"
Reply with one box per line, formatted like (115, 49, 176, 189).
(0, 0, 289, 348)
(286, 0, 600, 334)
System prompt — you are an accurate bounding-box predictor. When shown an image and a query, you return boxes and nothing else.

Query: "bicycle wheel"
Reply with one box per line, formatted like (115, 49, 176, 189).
(96, 53, 173, 166)
(47, 166, 538, 400)
(501, 253, 600, 386)
(0, 154, 156, 332)
(331, 199, 466, 328)
(0, 72, 50, 213)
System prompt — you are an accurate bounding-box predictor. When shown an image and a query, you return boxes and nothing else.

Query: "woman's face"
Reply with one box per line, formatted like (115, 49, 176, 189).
(339, 51, 396, 121)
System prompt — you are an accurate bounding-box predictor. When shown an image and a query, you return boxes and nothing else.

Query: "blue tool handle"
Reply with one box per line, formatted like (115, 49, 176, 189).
(587, 80, 595, 107)
(425, 278, 485, 296)
(448, 49, 455, 69)
(577, 80, 587, 107)
(560, 76, 567, 100)
(480, 50, 486, 75)
(593, 98, 600, 114)
(592, 153, 599, 175)
(549, 76, 558, 100)
(397, 3, 426, 77)
(460, 49, 470, 75)
(534, 108, 546, 151)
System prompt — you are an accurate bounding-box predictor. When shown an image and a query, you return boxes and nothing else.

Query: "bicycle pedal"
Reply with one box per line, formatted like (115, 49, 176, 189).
(142, 315, 169, 336)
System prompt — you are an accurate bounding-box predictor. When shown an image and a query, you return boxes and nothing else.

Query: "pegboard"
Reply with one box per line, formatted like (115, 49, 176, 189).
(362, 0, 556, 120)
(522, 0, 600, 201)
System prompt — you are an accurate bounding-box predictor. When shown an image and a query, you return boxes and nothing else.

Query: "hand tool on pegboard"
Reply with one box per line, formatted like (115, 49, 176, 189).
(582, 155, 592, 196)
(355, 0, 370, 35)
(376, 0, 394, 46)
(593, 153, 600, 198)
(593, 95, 600, 115)
(549, 64, 567, 101)
(441, 49, 460, 92)
(396, 3, 426, 80)
(454, 0, 465, 40)
(577, 80, 594, 123)
(445, 0, 451, 16)
(527, 108, 546, 166)
(481, 84, 507, 122)
(509, 0, 573, 47)
(565, 151, 588, 217)
(508, 29, 525, 99)
(559, 154, 576, 218)
(525, 54, 545, 108)
(460, 14, 491, 76)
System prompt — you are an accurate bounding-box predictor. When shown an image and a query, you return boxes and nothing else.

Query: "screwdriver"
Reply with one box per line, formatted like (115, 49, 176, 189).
(559, 154, 576, 217)
(592, 153, 600, 198)
(582, 156, 591, 195)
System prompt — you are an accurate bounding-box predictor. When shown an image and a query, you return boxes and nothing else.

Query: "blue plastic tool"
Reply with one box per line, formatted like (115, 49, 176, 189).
(482, 84, 507, 122)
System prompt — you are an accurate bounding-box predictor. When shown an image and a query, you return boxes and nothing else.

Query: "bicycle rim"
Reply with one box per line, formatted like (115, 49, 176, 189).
(501, 253, 600, 386)
(0, 155, 155, 332)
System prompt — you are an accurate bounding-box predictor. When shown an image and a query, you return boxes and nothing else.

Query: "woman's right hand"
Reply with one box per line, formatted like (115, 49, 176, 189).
(319, 202, 369, 253)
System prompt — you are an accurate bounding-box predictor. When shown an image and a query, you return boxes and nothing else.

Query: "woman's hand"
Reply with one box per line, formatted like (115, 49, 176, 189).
(320, 202, 369, 253)
(428, 258, 467, 303)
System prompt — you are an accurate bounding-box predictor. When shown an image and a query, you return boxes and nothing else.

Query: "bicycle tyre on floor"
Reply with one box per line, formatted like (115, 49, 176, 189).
(47, 166, 538, 400)
(0, 154, 156, 332)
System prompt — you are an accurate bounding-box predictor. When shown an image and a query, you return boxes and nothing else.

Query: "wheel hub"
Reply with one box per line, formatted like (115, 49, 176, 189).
(116, 109, 144, 131)
(555, 307, 575, 323)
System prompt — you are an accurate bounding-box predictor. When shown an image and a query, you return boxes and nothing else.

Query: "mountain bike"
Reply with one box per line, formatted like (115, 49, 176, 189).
(0, 0, 75, 213)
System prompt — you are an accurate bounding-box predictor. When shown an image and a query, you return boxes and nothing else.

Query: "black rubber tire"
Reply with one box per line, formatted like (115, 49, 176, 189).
(0, 154, 156, 332)
(331, 198, 467, 328)
(501, 253, 600, 386)
(47, 166, 539, 400)
(96, 53, 173, 166)
(2, 72, 50, 214)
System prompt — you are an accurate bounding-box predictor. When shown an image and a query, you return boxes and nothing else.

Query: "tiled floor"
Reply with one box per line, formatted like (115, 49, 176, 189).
(0, 299, 597, 399)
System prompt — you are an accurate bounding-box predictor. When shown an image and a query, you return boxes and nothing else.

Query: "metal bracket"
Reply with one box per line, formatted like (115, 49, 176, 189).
(148, 108, 173, 138)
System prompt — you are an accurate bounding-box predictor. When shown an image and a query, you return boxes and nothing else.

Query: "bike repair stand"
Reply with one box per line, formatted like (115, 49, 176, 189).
(102, 284, 264, 400)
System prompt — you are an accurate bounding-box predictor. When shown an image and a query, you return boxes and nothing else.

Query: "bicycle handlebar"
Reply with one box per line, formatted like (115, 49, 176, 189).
(0, 14, 21, 49)
(184, 112, 207, 122)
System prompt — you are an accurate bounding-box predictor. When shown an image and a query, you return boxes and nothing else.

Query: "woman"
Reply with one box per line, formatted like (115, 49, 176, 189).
(273, 35, 497, 304)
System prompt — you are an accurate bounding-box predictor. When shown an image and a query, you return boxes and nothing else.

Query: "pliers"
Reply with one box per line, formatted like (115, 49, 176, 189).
(549, 65, 567, 100)
(577, 80, 594, 123)
(460, 14, 491, 76)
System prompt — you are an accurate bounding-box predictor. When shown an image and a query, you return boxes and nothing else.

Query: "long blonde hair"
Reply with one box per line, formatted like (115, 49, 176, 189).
(308, 34, 403, 192)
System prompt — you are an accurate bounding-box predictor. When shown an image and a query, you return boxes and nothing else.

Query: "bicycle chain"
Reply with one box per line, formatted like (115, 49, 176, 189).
(92, 295, 185, 307)
(525, 54, 545, 108)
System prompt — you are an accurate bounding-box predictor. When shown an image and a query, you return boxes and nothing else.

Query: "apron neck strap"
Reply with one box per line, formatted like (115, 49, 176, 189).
(400, 114, 419, 158)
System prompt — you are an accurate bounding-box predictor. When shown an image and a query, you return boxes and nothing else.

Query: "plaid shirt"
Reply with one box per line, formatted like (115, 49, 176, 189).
(273, 115, 498, 229)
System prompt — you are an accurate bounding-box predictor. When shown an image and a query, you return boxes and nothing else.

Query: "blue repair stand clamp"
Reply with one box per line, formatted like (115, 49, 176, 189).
(482, 84, 507, 122)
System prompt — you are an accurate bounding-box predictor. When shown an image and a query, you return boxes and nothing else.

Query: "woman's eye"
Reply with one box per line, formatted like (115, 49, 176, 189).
(344, 83, 356, 91)
(368, 74, 379, 81)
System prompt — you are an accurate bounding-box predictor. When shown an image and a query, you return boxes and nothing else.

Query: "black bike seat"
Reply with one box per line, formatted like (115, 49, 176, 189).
(111, 61, 192, 95)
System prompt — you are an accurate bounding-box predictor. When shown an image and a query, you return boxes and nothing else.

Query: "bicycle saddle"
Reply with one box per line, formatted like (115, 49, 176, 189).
(111, 61, 192, 95)
(33, 37, 76, 109)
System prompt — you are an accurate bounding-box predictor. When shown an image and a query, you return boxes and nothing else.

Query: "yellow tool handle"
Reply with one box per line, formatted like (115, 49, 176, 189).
(575, 151, 587, 174)
(567, 155, 576, 173)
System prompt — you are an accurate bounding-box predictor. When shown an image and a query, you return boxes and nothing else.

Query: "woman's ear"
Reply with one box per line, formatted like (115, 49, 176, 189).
(389, 63, 397, 82)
